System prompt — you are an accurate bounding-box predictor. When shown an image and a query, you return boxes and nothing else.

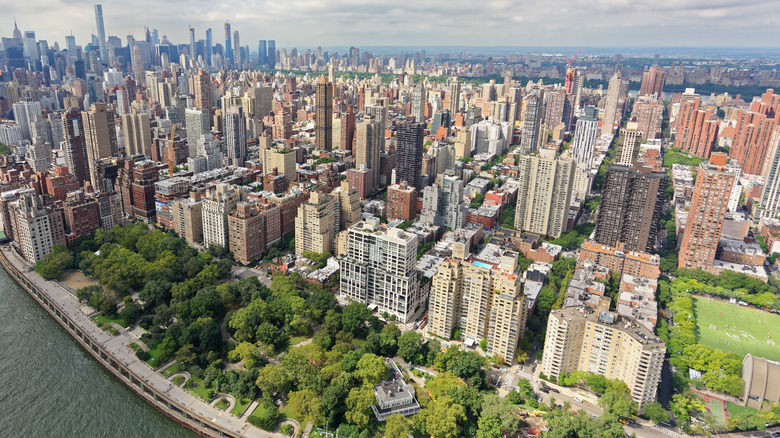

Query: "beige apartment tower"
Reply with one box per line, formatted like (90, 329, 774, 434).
(172, 191, 204, 245)
(295, 191, 340, 255)
(263, 145, 297, 184)
(428, 245, 527, 362)
(541, 306, 666, 406)
(514, 150, 575, 238)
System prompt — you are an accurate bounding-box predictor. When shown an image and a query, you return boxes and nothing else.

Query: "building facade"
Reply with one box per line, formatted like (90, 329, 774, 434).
(340, 218, 422, 323)
(514, 150, 575, 238)
(541, 306, 665, 406)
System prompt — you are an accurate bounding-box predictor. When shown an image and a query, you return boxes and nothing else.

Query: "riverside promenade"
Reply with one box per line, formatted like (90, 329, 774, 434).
(0, 244, 282, 438)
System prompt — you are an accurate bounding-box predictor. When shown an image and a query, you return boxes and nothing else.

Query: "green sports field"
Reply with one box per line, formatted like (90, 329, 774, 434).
(693, 297, 780, 361)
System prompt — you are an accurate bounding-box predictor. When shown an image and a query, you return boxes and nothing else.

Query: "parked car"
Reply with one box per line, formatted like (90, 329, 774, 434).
(539, 386, 550, 393)
(550, 388, 559, 394)
(573, 397, 583, 403)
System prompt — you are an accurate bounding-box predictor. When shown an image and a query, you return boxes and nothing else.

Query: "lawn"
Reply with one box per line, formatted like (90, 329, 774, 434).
(279, 403, 303, 424)
(140, 335, 165, 368)
(90, 313, 132, 328)
(184, 377, 214, 401)
(693, 297, 780, 361)
(161, 362, 183, 377)
(231, 396, 253, 417)
(727, 401, 758, 418)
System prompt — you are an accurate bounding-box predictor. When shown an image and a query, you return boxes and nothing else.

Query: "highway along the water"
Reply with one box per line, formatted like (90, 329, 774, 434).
(0, 266, 197, 438)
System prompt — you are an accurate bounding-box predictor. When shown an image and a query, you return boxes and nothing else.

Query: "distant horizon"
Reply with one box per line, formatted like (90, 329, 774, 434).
(4, 0, 780, 56)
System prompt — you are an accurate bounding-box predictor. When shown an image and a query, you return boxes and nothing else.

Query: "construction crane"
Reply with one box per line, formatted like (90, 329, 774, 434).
(565, 48, 582, 94)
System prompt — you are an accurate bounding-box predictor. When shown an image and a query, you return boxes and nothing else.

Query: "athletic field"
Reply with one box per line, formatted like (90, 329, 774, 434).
(693, 296, 780, 361)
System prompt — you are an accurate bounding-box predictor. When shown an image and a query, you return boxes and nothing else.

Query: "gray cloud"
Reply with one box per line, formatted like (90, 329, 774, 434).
(2, 0, 780, 50)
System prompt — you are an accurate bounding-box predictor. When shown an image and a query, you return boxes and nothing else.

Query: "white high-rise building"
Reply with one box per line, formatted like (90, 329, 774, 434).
(12, 99, 42, 140)
(185, 108, 210, 158)
(571, 106, 600, 168)
(420, 174, 466, 230)
(340, 217, 422, 323)
(202, 184, 244, 250)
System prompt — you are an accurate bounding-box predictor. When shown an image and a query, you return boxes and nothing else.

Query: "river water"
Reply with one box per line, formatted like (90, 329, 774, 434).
(0, 267, 196, 438)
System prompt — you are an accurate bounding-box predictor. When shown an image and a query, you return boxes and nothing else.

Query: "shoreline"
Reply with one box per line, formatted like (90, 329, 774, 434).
(0, 244, 279, 438)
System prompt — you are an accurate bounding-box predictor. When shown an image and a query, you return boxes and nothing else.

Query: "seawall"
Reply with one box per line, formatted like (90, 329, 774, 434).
(0, 244, 278, 438)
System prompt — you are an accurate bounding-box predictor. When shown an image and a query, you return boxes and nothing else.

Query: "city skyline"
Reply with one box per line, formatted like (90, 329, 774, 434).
(3, 0, 780, 51)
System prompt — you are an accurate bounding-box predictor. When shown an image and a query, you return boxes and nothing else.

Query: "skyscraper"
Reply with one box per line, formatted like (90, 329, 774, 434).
(728, 89, 780, 176)
(94, 4, 108, 63)
(542, 307, 665, 406)
(571, 106, 599, 168)
(315, 76, 333, 150)
(224, 22, 232, 64)
(82, 102, 117, 188)
(340, 217, 422, 323)
(411, 84, 427, 123)
(224, 105, 246, 166)
(295, 191, 339, 255)
(202, 184, 243, 250)
(614, 123, 642, 166)
(520, 89, 543, 153)
(233, 30, 241, 67)
(428, 246, 527, 361)
(121, 112, 152, 157)
(185, 108, 210, 158)
(674, 95, 718, 158)
(189, 27, 196, 64)
(514, 149, 575, 238)
(131, 45, 144, 83)
(759, 131, 780, 218)
(601, 71, 625, 136)
(449, 77, 461, 113)
(678, 154, 737, 273)
(267, 40, 276, 67)
(396, 121, 425, 191)
(194, 70, 211, 110)
(638, 66, 666, 98)
(595, 164, 667, 253)
(258, 40, 267, 65)
(62, 107, 87, 184)
(205, 28, 212, 66)
(355, 118, 381, 190)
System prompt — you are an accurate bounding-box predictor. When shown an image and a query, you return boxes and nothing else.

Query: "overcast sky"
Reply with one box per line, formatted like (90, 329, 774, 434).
(3, 0, 779, 51)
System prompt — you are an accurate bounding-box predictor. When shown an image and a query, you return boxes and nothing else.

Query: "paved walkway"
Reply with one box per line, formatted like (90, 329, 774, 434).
(1, 245, 284, 438)
(240, 400, 259, 421)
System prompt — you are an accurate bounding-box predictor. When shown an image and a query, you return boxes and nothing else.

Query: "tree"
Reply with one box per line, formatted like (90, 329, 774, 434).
(507, 390, 524, 405)
(418, 396, 466, 438)
(344, 386, 375, 429)
(255, 364, 293, 397)
(476, 415, 504, 438)
(287, 389, 321, 424)
(642, 402, 670, 425)
(248, 397, 280, 431)
(397, 331, 423, 363)
(228, 342, 262, 370)
(598, 387, 637, 419)
(481, 394, 520, 434)
(341, 302, 370, 334)
(425, 371, 466, 399)
(355, 353, 388, 386)
(384, 414, 412, 437)
(176, 344, 197, 365)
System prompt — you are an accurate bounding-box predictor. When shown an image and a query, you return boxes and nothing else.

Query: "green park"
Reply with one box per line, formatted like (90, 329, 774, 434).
(694, 296, 780, 362)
